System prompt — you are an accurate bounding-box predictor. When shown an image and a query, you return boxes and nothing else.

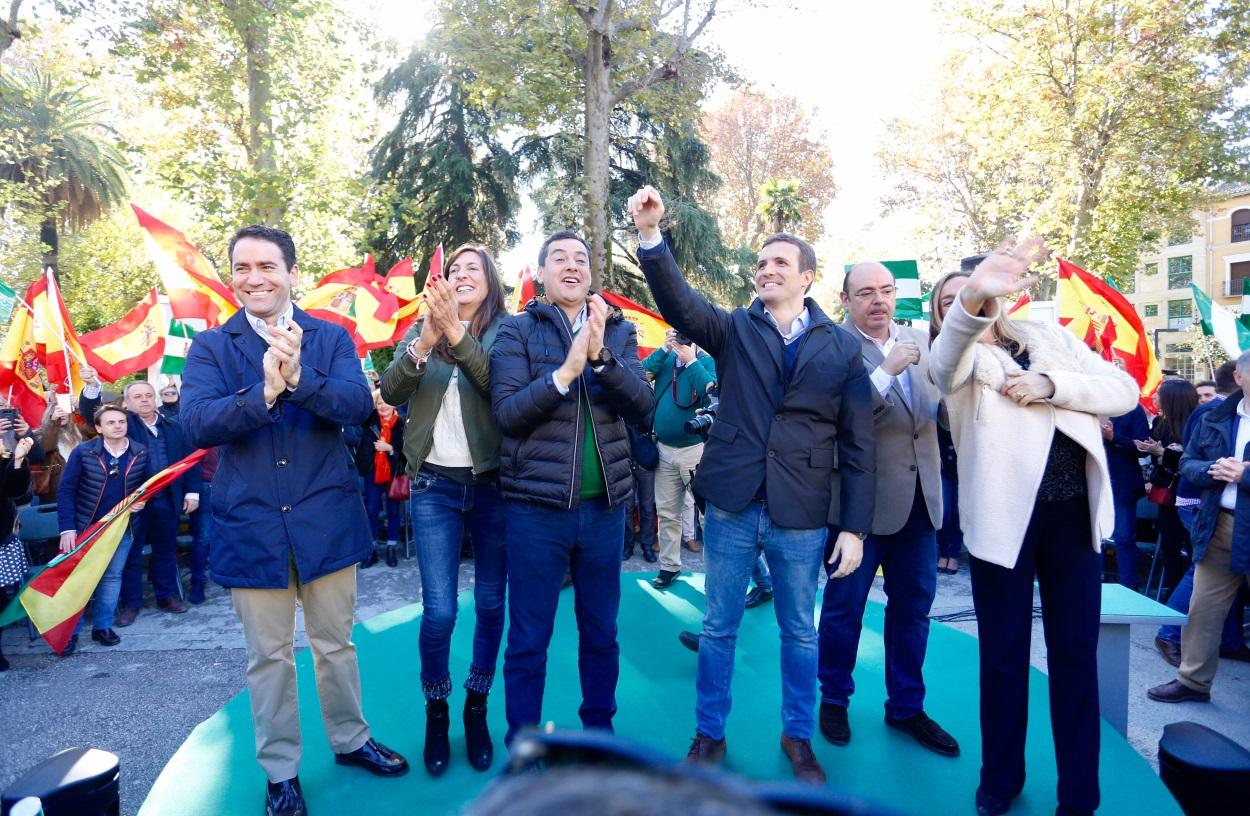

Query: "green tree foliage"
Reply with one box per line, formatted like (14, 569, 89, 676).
(0, 67, 129, 276)
(880, 0, 1250, 290)
(58, 207, 159, 331)
(757, 179, 806, 234)
(365, 44, 521, 278)
(439, 0, 727, 288)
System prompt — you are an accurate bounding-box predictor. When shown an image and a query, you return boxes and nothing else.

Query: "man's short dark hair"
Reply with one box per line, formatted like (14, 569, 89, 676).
(93, 403, 127, 426)
(1195, 379, 1216, 390)
(1215, 360, 1238, 394)
(538, 231, 591, 267)
(760, 233, 817, 275)
(228, 225, 297, 271)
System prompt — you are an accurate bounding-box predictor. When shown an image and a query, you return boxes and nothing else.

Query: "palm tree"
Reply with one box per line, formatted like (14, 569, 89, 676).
(757, 178, 806, 234)
(0, 68, 129, 277)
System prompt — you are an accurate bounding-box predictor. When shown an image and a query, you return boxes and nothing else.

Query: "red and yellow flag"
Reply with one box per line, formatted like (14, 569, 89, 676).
(14, 449, 206, 655)
(510, 265, 537, 315)
(1057, 257, 1162, 403)
(79, 289, 166, 382)
(1008, 293, 1031, 320)
(384, 258, 420, 343)
(600, 291, 670, 358)
(27, 273, 86, 397)
(0, 297, 48, 426)
(297, 256, 401, 353)
(132, 205, 239, 327)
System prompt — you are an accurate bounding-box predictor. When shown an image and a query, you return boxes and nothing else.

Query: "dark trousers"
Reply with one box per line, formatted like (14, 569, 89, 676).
(624, 466, 656, 548)
(937, 476, 963, 560)
(1157, 502, 1190, 598)
(1109, 495, 1139, 590)
(503, 497, 625, 743)
(818, 482, 937, 719)
(969, 495, 1100, 813)
(121, 496, 180, 606)
(189, 482, 213, 585)
(363, 479, 401, 542)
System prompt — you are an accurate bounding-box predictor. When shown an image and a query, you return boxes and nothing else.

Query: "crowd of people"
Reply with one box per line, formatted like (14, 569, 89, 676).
(1, 185, 1248, 816)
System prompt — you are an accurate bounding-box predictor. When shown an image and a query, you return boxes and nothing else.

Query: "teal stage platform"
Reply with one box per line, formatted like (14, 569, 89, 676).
(140, 574, 1181, 815)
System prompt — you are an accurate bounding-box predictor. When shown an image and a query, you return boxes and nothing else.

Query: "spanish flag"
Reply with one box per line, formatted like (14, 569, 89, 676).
(600, 291, 670, 358)
(1008, 293, 1031, 320)
(297, 256, 401, 353)
(1057, 258, 1162, 402)
(383, 257, 419, 343)
(1, 449, 206, 654)
(27, 272, 86, 397)
(0, 297, 49, 427)
(510, 265, 537, 314)
(132, 205, 239, 327)
(79, 289, 165, 382)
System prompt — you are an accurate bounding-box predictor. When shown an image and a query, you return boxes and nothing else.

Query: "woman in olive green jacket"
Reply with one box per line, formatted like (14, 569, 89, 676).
(380, 244, 508, 778)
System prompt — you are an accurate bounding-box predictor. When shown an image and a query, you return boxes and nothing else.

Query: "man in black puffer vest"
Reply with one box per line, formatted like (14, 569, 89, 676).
(491, 230, 654, 743)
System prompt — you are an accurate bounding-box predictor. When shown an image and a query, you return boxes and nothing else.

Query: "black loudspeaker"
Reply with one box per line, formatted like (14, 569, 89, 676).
(1158, 721, 1250, 816)
(0, 748, 120, 816)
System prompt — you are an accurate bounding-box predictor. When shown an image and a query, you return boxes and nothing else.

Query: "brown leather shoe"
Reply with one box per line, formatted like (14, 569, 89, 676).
(684, 734, 726, 765)
(157, 596, 188, 614)
(114, 606, 139, 627)
(781, 735, 826, 784)
(682, 537, 702, 553)
(1147, 679, 1210, 703)
(1155, 636, 1182, 668)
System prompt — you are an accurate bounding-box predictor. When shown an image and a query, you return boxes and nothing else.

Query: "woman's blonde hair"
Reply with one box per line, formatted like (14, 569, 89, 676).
(929, 269, 1028, 352)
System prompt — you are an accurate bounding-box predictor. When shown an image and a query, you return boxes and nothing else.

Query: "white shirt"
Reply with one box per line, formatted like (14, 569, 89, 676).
(141, 415, 160, 438)
(855, 322, 913, 407)
(552, 304, 591, 396)
(765, 307, 811, 346)
(247, 303, 294, 338)
(426, 367, 474, 468)
(1220, 399, 1250, 510)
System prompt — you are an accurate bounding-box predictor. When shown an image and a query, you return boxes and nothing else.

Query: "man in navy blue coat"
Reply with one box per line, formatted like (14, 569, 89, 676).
(180, 225, 407, 816)
(629, 185, 875, 785)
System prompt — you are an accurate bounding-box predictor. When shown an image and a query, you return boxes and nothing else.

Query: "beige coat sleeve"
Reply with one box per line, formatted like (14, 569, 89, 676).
(929, 294, 998, 396)
(1035, 325, 1140, 418)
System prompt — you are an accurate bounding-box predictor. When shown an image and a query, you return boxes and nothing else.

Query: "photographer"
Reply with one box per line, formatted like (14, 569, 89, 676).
(641, 329, 716, 588)
(629, 185, 874, 785)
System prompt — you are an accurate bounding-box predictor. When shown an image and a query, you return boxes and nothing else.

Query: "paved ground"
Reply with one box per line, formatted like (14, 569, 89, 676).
(2, 542, 1247, 815)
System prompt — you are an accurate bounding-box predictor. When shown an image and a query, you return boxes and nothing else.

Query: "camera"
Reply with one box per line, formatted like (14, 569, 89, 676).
(683, 385, 719, 438)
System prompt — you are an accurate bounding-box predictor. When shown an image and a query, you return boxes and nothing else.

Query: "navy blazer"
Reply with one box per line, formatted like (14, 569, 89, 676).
(1104, 405, 1150, 503)
(77, 393, 201, 507)
(179, 307, 374, 588)
(638, 241, 875, 532)
(1179, 394, 1250, 573)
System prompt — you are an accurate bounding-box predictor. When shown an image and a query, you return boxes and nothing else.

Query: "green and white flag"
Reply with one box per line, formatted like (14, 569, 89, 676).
(1192, 284, 1250, 358)
(1239, 278, 1250, 334)
(161, 319, 198, 375)
(842, 259, 922, 320)
(0, 281, 15, 325)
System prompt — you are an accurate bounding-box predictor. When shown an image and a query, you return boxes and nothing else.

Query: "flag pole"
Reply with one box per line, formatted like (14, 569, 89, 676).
(11, 290, 87, 368)
(46, 267, 77, 391)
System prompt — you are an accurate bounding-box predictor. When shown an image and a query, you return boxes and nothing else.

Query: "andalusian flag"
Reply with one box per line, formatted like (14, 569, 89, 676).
(0, 281, 16, 325)
(1192, 284, 1250, 358)
(1057, 258, 1162, 402)
(132, 205, 239, 327)
(844, 260, 922, 320)
(79, 289, 165, 382)
(600, 291, 670, 358)
(0, 450, 206, 654)
(0, 297, 48, 426)
(1239, 278, 1250, 334)
(161, 320, 197, 375)
(297, 256, 401, 353)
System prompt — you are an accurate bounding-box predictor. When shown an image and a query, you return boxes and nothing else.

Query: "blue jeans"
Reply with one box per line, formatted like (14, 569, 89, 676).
(1110, 495, 1139, 590)
(697, 501, 827, 740)
(624, 466, 657, 548)
(937, 476, 964, 560)
(189, 482, 212, 585)
(752, 552, 773, 592)
(121, 496, 180, 607)
(364, 479, 401, 543)
(818, 485, 938, 719)
(76, 530, 134, 633)
(410, 472, 507, 698)
(503, 497, 624, 743)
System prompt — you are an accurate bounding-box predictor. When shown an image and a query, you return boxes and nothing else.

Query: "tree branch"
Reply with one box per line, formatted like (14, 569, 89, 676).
(609, 0, 716, 105)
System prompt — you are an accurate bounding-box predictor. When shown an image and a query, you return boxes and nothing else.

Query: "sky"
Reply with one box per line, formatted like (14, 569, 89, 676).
(367, 0, 952, 287)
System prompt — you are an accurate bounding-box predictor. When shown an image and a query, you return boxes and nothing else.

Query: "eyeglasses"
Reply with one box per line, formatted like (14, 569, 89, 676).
(851, 286, 896, 301)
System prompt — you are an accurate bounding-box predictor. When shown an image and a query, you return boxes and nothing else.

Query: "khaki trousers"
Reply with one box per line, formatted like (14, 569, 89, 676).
(232, 562, 370, 781)
(1179, 511, 1249, 693)
(655, 441, 703, 571)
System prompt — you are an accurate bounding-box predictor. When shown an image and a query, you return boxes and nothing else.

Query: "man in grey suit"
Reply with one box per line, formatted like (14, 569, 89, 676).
(817, 261, 959, 757)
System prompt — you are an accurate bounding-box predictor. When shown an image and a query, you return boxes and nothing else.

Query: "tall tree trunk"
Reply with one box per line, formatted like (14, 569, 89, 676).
(0, 0, 22, 63)
(584, 30, 612, 292)
(225, 0, 283, 224)
(39, 215, 57, 281)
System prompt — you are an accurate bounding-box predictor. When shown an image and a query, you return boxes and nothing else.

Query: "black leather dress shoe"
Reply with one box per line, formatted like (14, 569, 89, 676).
(91, 628, 121, 646)
(744, 586, 774, 609)
(60, 634, 78, 656)
(335, 738, 410, 776)
(652, 569, 680, 589)
(678, 631, 700, 653)
(265, 777, 306, 816)
(640, 543, 658, 563)
(885, 711, 960, 757)
(975, 785, 1014, 816)
(819, 702, 850, 746)
(1220, 644, 1250, 662)
(1146, 679, 1211, 703)
(1155, 636, 1182, 668)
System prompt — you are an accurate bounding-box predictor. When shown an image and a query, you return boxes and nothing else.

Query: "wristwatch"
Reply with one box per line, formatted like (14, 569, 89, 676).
(846, 530, 867, 541)
(592, 347, 614, 369)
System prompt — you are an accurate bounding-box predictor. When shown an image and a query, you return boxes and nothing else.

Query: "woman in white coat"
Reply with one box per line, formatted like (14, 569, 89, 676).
(928, 242, 1139, 816)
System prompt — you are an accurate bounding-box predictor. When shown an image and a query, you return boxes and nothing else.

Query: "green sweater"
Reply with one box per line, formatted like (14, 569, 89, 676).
(641, 347, 717, 447)
(379, 318, 504, 477)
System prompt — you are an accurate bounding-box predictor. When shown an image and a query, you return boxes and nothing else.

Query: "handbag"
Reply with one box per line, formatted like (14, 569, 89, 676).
(387, 474, 411, 501)
(1147, 483, 1174, 506)
(0, 532, 30, 594)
